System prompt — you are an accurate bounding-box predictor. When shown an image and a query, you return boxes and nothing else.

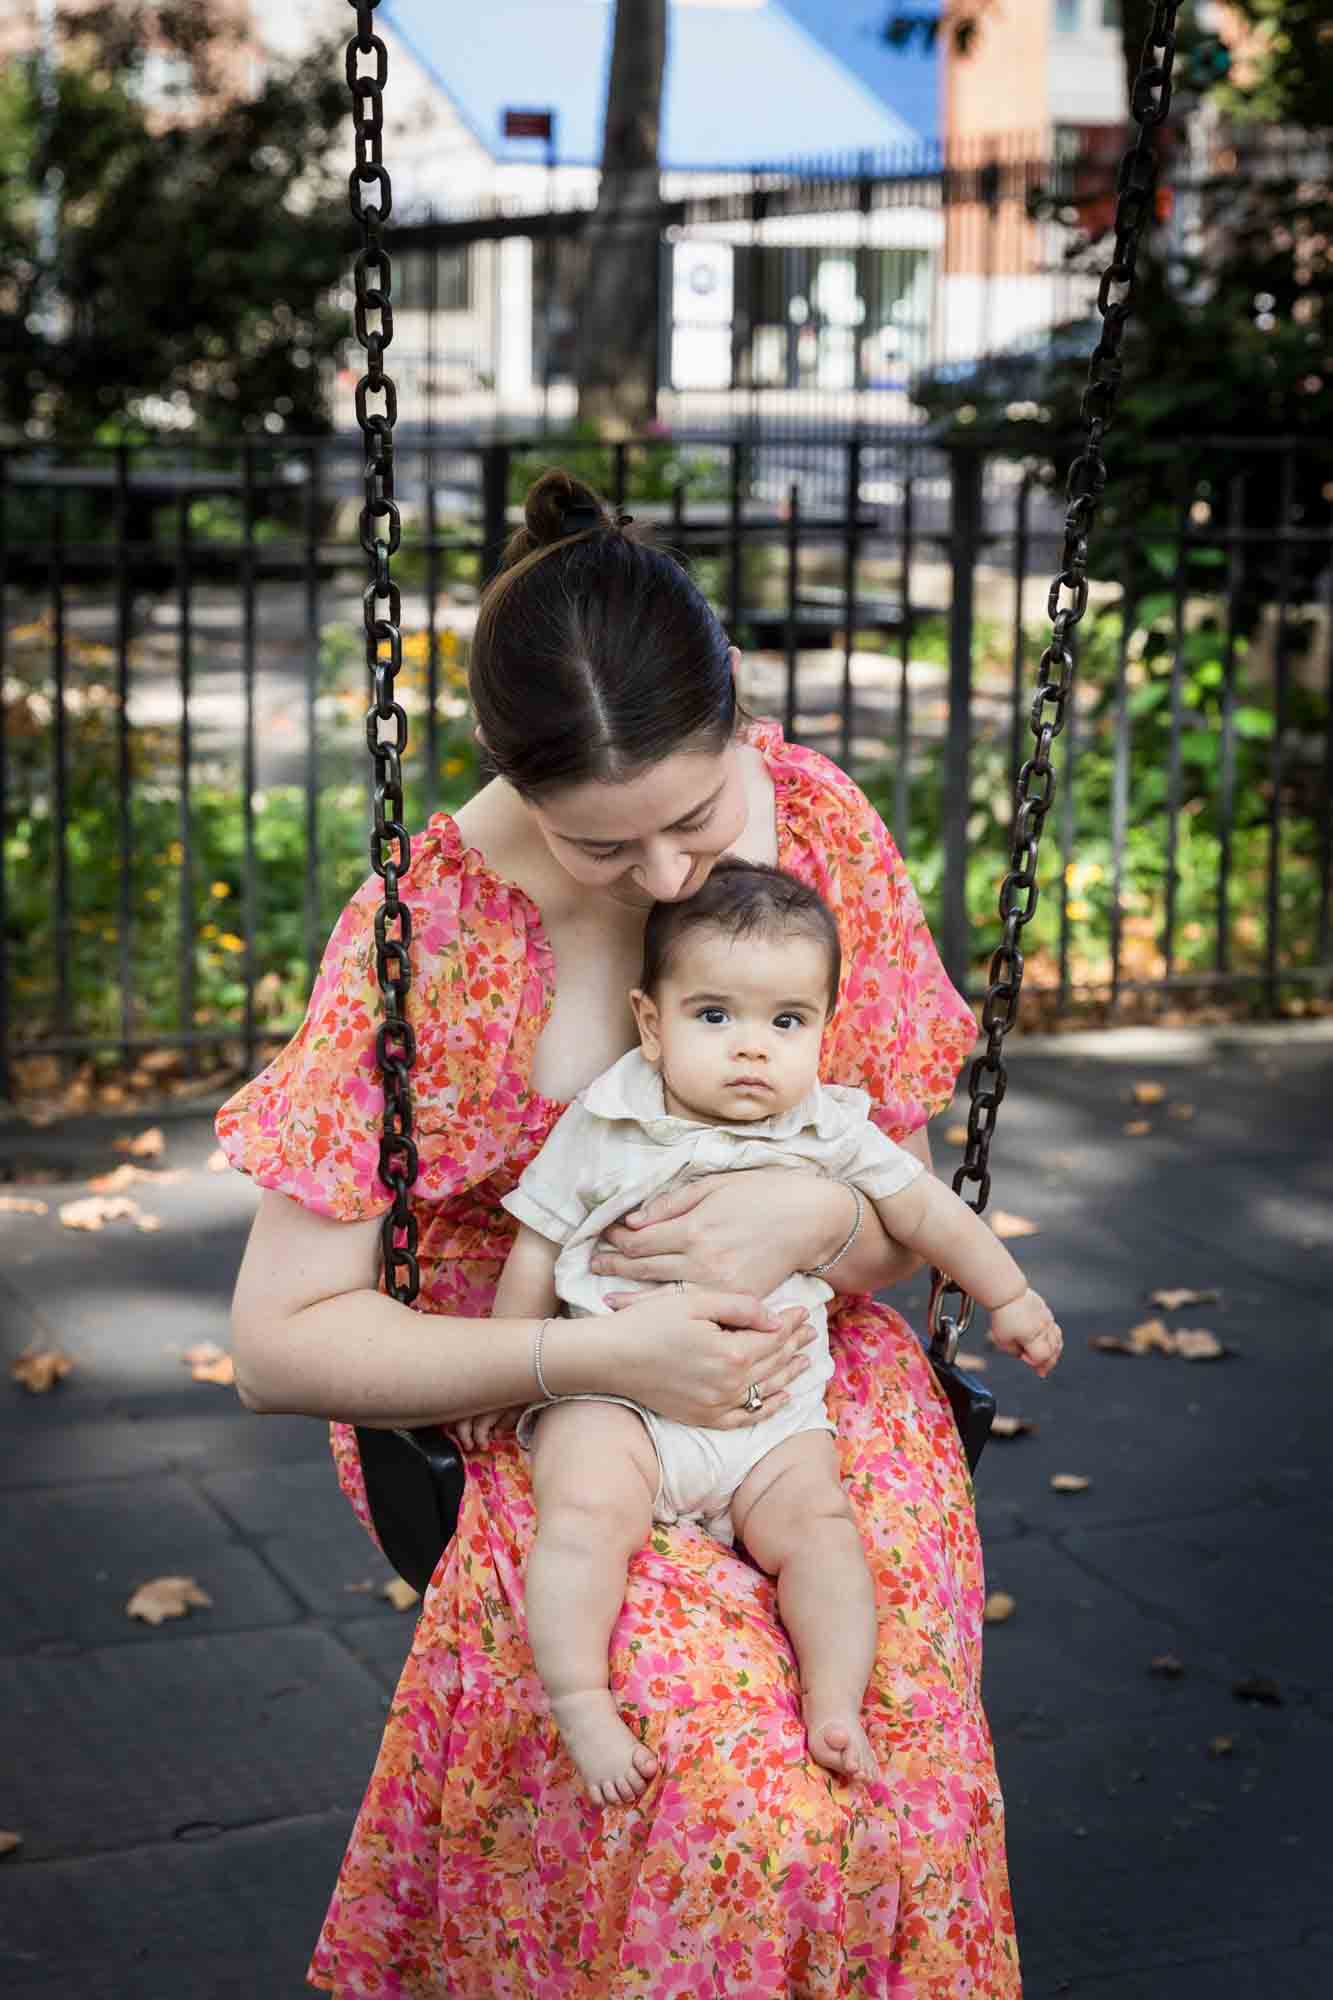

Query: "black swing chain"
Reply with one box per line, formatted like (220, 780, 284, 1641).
(346, 0, 419, 1308)
(928, 2, 1180, 1362)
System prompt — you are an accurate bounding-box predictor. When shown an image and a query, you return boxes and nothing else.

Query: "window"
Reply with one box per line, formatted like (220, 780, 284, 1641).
(397, 247, 471, 313)
(1054, 0, 1080, 29)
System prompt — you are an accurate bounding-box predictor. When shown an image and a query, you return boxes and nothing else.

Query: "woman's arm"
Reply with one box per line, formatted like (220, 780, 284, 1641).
(229, 1189, 608, 1426)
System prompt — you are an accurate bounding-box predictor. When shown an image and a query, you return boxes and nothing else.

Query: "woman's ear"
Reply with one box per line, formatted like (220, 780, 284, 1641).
(727, 645, 741, 681)
(473, 723, 488, 749)
(629, 988, 662, 1062)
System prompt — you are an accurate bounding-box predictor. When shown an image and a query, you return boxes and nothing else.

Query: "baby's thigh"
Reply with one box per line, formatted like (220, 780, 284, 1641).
(528, 1399, 660, 1540)
(731, 1429, 853, 1572)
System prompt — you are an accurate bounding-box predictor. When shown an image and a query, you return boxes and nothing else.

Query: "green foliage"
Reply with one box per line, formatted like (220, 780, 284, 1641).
(0, 1, 351, 443)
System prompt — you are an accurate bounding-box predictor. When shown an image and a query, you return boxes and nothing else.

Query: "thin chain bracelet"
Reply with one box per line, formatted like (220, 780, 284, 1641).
(801, 1184, 864, 1278)
(533, 1316, 561, 1402)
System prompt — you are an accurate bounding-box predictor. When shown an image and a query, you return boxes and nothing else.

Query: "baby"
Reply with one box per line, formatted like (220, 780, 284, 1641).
(469, 859, 1062, 1807)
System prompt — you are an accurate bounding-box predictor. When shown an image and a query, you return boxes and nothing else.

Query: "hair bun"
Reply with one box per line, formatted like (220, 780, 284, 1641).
(523, 468, 613, 548)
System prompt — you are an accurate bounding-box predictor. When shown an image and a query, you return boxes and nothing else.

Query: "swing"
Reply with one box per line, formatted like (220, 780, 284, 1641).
(344, 0, 1182, 1594)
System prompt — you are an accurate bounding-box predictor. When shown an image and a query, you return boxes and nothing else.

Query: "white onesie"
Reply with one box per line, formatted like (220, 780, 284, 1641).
(501, 1047, 924, 1544)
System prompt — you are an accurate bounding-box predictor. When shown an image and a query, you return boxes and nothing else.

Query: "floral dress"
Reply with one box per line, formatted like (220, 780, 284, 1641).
(215, 718, 1021, 1998)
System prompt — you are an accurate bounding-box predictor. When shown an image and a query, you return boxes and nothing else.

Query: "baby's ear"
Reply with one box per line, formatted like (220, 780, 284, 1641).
(629, 988, 661, 1057)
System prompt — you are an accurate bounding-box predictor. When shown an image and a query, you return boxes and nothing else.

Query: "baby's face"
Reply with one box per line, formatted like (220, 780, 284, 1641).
(633, 926, 831, 1125)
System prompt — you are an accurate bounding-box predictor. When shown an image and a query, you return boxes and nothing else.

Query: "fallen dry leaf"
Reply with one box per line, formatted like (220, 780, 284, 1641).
(126, 1575, 213, 1625)
(0, 1194, 49, 1215)
(1089, 1334, 1137, 1355)
(58, 1194, 161, 1233)
(86, 1162, 189, 1195)
(1129, 1316, 1177, 1356)
(1232, 1675, 1283, 1707)
(343, 1578, 377, 1594)
(0, 1829, 21, 1858)
(1207, 1735, 1235, 1758)
(383, 1578, 420, 1612)
(11, 1346, 75, 1393)
(943, 1122, 969, 1146)
(1050, 1473, 1091, 1493)
(1131, 1081, 1166, 1105)
(112, 1125, 165, 1159)
(206, 1148, 231, 1173)
(983, 1591, 1016, 1624)
(956, 1349, 989, 1371)
(193, 1354, 236, 1386)
(1175, 1328, 1225, 1361)
(990, 1414, 1037, 1439)
(182, 1341, 226, 1368)
(990, 1211, 1039, 1239)
(1149, 1653, 1185, 1678)
(1123, 1119, 1154, 1137)
(1167, 1102, 1196, 1121)
(1150, 1287, 1220, 1311)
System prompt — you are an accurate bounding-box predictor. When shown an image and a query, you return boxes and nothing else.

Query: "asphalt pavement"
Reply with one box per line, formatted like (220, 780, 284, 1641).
(1, 1021, 1330, 1998)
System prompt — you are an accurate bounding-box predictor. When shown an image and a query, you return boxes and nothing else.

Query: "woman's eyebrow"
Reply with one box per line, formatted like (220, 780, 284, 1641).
(567, 782, 726, 845)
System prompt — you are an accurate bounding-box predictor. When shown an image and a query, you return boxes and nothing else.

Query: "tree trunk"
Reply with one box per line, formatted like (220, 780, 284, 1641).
(575, 0, 667, 437)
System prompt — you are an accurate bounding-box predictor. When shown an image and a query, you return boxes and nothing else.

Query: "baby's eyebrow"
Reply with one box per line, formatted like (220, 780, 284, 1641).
(679, 991, 821, 1011)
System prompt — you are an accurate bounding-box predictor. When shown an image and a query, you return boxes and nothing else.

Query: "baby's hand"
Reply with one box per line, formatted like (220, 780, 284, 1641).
(452, 1405, 525, 1453)
(989, 1287, 1063, 1377)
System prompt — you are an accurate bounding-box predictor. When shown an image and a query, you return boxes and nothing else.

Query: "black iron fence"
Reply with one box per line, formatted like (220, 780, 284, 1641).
(1, 431, 1330, 1102)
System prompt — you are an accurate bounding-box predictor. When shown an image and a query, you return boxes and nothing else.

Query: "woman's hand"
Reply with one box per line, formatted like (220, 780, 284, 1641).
(598, 1285, 817, 1430)
(591, 1168, 830, 1297)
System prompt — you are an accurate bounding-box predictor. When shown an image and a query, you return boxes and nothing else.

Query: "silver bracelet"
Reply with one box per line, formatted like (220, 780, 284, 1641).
(802, 1184, 864, 1277)
(532, 1316, 561, 1402)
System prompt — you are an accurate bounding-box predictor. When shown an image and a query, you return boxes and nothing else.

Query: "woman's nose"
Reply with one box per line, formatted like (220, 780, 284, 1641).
(634, 849, 693, 900)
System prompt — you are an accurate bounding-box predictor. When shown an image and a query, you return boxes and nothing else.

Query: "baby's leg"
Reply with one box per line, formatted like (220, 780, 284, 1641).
(526, 1399, 661, 1805)
(731, 1430, 881, 1783)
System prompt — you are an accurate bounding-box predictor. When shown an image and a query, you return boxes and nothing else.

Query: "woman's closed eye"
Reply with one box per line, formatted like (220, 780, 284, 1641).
(579, 809, 715, 860)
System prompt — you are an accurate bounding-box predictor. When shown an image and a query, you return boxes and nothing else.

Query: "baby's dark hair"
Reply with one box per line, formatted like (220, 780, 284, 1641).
(640, 859, 842, 1014)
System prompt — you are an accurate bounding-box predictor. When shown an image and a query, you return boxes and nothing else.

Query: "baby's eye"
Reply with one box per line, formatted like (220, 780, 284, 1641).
(774, 1012, 803, 1030)
(697, 1007, 729, 1025)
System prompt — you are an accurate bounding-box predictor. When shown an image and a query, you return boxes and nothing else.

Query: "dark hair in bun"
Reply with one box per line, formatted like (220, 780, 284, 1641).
(469, 466, 749, 799)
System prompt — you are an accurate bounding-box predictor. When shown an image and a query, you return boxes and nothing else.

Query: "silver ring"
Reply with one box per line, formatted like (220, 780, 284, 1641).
(743, 1382, 763, 1413)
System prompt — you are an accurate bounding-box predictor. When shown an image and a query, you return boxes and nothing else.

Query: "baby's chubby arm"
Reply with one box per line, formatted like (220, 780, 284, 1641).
(869, 1176, 1063, 1376)
(453, 1224, 561, 1450)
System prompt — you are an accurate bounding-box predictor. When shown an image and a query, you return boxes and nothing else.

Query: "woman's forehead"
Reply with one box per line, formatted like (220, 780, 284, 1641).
(536, 746, 736, 840)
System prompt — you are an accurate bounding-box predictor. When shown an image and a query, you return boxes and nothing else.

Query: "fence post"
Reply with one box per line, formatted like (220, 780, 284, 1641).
(480, 443, 511, 585)
(942, 441, 982, 995)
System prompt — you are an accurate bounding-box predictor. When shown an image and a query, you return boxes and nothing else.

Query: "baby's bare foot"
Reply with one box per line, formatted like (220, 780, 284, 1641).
(802, 1690, 881, 1784)
(550, 1689, 660, 1806)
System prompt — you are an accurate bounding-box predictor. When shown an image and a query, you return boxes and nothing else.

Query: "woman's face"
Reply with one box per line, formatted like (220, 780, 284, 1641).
(528, 740, 750, 913)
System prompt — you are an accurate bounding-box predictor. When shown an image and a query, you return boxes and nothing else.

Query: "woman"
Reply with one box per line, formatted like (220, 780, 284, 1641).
(218, 469, 1020, 1997)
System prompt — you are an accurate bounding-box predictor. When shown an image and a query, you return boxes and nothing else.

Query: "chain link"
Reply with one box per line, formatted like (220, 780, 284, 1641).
(346, 0, 418, 1306)
(930, 2, 1179, 1362)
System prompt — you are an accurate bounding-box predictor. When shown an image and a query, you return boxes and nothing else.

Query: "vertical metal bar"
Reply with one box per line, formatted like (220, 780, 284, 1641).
(1109, 540, 1133, 1014)
(241, 443, 257, 1075)
(115, 444, 133, 1065)
(425, 440, 440, 820)
(727, 440, 742, 640)
(480, 442, 510, 584)
(839, 437, 861, 771)
(303, 446, 321, 995)
(942, 443, 982, 993)
(1265, 451, 1295, 1013)
(51, 484, 71, 1078)
(783, 481, 799, 741)
(1215, 472, 1243, 981)
(1162, 471, 1190, 984)
(613, 440, 627, 516)
(1008, 474, 1031, 800)
(893, 472, 914, 855)
(176, 485, 195, 1074)
(0, 452, 8, 1098)
(1312, 500, 1320, 984)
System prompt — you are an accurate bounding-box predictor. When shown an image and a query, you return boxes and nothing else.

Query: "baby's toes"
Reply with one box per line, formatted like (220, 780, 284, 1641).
(631, 1746, 659, 1785)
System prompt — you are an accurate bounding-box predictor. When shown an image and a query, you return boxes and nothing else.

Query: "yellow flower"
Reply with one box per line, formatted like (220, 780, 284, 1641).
(168, 841, 184, 865)
(443, 756, 466, 776)
(200, 923, 219, 939)
(210, 880, 231, 898)
(1066, 900, 1091, 921)
(217, 933, 246, 953)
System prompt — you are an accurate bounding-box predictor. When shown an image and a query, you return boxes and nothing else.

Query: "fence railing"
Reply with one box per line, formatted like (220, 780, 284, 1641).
(1, 430, 1330, 1102)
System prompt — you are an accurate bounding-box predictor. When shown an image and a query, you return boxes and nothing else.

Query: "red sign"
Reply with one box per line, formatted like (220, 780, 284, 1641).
(503, 108, 554, 141)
